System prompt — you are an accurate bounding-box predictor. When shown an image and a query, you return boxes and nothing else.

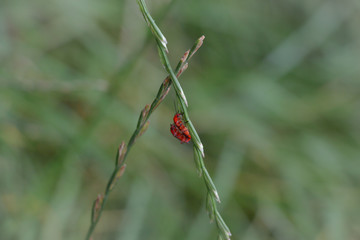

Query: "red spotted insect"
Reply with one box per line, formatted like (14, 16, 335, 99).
(173, 113, 191, 139)
(170, 113, 191, 143)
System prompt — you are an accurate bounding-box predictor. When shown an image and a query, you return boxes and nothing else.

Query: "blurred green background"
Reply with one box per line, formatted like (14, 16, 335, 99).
(1, 0, 360, 239)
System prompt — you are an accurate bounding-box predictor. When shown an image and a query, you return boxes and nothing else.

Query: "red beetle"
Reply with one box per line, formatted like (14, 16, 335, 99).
(173, 113, 191, 139)
(170, 123, 191, 144)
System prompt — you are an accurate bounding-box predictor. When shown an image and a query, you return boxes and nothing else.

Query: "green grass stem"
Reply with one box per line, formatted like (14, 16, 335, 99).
(85, 33, 204, 240)
(137, 1, 231, 239)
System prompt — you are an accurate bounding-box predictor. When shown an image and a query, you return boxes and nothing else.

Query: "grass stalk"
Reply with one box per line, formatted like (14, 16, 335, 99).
(85, 31, 204, 240)
(136, 0, 231, 239)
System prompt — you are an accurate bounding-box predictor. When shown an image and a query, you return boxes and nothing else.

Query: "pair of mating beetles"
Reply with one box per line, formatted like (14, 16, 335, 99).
(170, 113, 191, 143)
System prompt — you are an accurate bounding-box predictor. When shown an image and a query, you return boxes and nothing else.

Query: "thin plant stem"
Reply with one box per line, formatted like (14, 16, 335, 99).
(85, 36, 203, 240)
(136, 0, 231, 239)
